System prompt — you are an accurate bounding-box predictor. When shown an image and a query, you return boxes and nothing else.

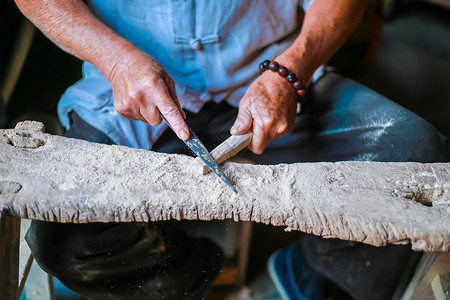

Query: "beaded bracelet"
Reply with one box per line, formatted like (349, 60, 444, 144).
(259, 60, 307, 97)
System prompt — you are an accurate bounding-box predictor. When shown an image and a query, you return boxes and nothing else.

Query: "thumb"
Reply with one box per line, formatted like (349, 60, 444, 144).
(230, 104, 253, 135)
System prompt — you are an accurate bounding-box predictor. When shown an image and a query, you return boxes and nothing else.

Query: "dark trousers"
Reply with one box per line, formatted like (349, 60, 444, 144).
(26, 72, 449, 299)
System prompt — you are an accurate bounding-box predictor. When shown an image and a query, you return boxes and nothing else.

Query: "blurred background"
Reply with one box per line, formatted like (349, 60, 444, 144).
(1, 0, 449, 299)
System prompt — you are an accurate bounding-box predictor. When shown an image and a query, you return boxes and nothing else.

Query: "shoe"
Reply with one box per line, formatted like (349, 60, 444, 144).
(267, 244, 330, 300)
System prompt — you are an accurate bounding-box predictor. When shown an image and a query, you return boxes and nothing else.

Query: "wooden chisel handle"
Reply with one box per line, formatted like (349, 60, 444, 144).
(194, 132, 253, 175)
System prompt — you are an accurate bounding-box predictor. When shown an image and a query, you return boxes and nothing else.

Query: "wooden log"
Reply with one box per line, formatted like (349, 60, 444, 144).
(1, 124, 450, 252)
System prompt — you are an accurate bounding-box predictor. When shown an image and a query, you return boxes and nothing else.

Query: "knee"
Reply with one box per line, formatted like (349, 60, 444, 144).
(26, 221, 144, 277)
(404, 115, 448, 162)
(378, 105, 449, 162)
(26, 221, 82, 276)
(342, 82, 449, 163)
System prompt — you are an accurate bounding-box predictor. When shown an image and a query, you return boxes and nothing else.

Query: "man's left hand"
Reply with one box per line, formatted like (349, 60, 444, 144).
(230, 71, 298, 154)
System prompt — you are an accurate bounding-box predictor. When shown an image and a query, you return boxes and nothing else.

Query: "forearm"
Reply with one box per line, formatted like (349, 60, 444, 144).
(277, 0, 369, 84)
(14, 0, 139, 81)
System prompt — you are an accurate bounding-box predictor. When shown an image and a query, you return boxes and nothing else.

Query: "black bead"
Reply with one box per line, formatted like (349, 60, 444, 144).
(287, 73, 297, 83)
(262, 60, 271, 70)
(259, 63, 266, 72)
(269, 61, 279, 72)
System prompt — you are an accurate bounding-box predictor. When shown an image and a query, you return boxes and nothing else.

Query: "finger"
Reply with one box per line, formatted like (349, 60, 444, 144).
(249, 123, 270, 155)
(167, 80, 186, 120)
(153, 86, 189, 140)
(173, 97, 186, 120)
(140, 105, 162, 126)
(230, 101, 253, 135)
(114, 96, 147, 122)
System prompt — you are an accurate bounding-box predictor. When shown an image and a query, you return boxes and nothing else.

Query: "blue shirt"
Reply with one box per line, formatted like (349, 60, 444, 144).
(58, 0, 319, 149)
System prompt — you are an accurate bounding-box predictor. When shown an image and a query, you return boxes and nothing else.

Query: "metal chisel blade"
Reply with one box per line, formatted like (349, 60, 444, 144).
(184, 128, 238, 194)
(161, 114, 237, 193)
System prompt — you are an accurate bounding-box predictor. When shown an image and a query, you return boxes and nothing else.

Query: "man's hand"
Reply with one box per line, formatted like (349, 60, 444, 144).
(109, 50, 189, 140)
(230, 70, 298, 154)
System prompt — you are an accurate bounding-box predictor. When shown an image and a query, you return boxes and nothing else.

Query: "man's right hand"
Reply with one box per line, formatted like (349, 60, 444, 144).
(109, 50, 189, 140)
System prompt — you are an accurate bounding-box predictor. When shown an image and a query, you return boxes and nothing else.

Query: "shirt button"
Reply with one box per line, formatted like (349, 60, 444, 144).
(189, 38, 202, 50)
(199, 92, 212, 102)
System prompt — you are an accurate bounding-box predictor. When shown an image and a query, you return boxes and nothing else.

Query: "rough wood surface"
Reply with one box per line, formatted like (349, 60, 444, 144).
(1, 125, 450, 252)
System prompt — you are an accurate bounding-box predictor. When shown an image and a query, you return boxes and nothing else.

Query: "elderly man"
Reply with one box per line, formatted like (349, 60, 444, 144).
(15, 0, 448, 299)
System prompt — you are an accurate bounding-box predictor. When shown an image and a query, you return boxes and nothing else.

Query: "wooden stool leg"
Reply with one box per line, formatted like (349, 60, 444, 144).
(237, 221, 253, 287)
(0, 213, 21, 300)
(401, 252, 438, 300)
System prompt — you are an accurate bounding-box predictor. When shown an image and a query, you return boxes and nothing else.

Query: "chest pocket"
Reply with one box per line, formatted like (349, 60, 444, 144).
(118, 0, 171, 18)
(88, 0, 171, 31)
(247, 0, 299, 49)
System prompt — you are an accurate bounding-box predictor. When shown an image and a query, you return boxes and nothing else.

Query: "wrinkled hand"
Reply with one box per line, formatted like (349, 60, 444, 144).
(230, 71, 298, 154)
(109, 49, 189, 140)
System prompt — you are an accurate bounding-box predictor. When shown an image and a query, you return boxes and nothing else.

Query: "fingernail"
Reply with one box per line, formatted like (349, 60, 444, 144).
(230, 124, 240, 134)
(180, 128, 189, 140)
